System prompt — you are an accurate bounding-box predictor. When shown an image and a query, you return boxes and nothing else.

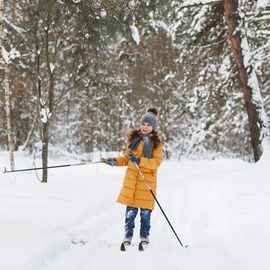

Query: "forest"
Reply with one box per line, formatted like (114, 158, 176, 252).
(0, 0, 269, 182)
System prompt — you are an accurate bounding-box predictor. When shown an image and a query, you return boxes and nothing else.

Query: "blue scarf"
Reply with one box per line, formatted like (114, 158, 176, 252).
(128, 134, 152, 158)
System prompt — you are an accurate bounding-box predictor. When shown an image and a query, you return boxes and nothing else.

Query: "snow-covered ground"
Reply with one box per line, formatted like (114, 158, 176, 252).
(0, 150, 270, 270)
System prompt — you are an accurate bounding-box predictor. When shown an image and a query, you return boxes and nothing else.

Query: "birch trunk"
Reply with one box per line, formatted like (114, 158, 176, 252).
(0, 0, 15, 170)
(4, 62, 15, 170)
(224, 0, 269, 161)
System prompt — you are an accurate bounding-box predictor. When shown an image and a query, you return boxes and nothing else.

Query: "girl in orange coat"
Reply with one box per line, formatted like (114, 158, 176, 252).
(105, 107, 163, 247)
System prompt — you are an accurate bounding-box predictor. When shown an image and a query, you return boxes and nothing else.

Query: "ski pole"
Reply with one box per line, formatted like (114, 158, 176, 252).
(135, 164, 188, 248)
(3, 159, 106, 174)
(118, 147, 188, 248)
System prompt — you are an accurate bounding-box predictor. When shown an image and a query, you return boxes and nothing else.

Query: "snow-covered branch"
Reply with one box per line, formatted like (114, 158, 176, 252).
(180, 0, 223, 9)
(183, 0, 223, 4)
(252, 41, 270, 57)
(256, 0, 270, 10)
(2, 47, 20, 64)
(3, 16, 26, 36)
(247, 14, 270, 22)
(130, 24, 140, 45)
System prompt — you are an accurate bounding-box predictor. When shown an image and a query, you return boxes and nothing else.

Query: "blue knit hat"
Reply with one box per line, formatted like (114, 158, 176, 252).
(140, 108, 158, 130)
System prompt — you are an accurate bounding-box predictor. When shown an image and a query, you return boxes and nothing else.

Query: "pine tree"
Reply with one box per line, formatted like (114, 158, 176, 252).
(224, 0, 269, 161)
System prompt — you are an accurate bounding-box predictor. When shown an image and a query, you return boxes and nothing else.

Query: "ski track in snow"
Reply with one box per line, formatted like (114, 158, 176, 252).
(1, 152, 270, 270)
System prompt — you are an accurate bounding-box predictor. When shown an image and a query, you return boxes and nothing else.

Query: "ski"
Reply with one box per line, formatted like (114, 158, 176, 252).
(120, 241, 131, 251)
(138, 241, 149, 251)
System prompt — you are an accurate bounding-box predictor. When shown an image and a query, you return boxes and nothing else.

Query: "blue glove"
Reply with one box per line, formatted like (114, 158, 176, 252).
(106, 158, 117, 167)
(129, 156, 140, 165)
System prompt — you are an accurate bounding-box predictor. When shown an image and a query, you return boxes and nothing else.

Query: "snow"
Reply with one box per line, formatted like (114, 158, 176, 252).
(182, 0, 222, 5)
(164, 72, 175, 81)
(128, 1, 136, 8)
(50, 63, 55, 72)
(257, 0, 270, 9)
(129, 25, 140, 45)
(2, 47, 20, 64)
(2, 47, 10, 64)
(3, 16, 26, 35)
(190, 6, 208, 33)
(100, 9, 107, 18)
(40, 108, 52, 124)
(258, 140, 270, 166)
(1, 151, 270, 270)
(240, 35, 269, 139)
(149, 19, 169, 33)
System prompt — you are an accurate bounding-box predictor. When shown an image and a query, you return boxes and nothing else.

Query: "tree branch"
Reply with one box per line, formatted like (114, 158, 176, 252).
(180, 0, 224, 10)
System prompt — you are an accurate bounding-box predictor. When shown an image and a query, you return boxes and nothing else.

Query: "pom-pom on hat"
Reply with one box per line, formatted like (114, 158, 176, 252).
(140, 107, 159, 130)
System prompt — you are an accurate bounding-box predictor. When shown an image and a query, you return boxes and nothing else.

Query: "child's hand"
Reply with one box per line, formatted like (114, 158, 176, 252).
(129, 156, 140, 165)
(105, 158, 117, 167)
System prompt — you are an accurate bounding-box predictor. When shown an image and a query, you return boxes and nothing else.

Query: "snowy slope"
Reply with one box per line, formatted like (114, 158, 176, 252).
(0, 151, 270, 270)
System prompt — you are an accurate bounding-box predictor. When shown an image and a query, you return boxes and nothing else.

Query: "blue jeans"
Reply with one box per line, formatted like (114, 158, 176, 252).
(124, 206, 152, 237)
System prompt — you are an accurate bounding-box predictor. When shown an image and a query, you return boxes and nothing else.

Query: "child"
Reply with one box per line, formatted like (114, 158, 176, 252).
(105, 107, 163, 249)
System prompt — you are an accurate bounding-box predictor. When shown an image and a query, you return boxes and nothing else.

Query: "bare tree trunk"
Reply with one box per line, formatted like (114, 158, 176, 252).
(41, 122, 49, 182)
(41, 6, 55, 183)
(224, 0, 269, 161)
(0, 0, 15, 170)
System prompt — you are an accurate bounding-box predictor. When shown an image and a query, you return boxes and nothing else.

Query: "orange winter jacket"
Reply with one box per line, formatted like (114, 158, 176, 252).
(115, 136, 163, 210)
